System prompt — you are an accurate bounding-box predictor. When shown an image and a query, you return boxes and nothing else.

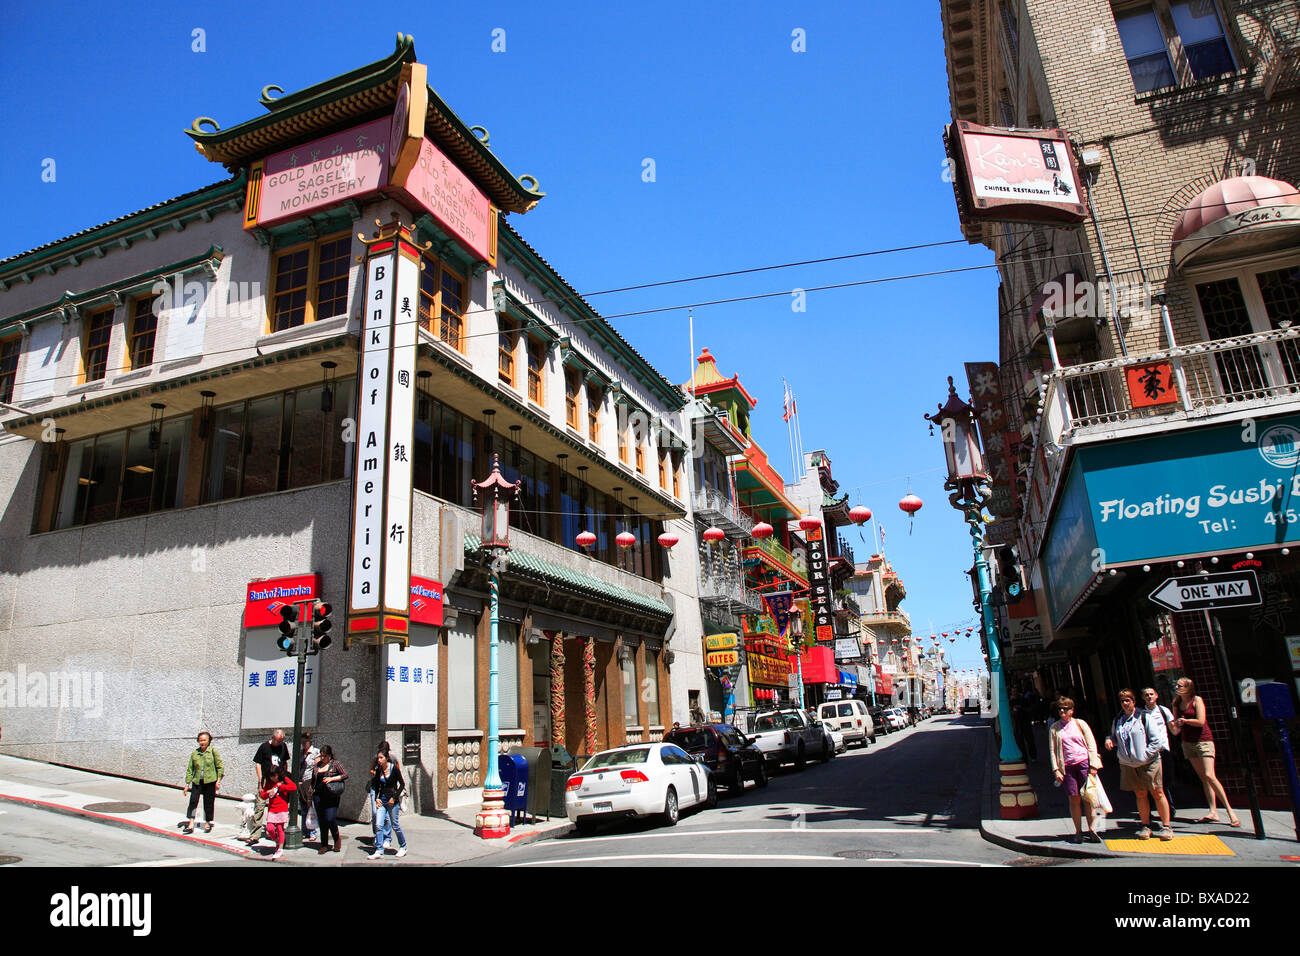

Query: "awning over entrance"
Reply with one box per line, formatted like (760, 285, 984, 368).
(1172, 175, 1300, 271)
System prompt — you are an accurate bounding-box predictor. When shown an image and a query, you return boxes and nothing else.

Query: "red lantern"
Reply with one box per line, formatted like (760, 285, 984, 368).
(702, 527, 726, 544)
(575, 531, 597, 549)
(798, 515, 821, 532)
(849, 505, 872, 525)
(949, 636, 956, 643)
(752, 521, 774, 539)
(657, 532, 679, 550)
(616, 531, 636, 549)
(899, 494, 923, 516)
(942, 632, 948, 637)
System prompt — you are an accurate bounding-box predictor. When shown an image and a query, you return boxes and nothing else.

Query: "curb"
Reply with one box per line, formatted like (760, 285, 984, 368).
(0, 792, 253, 859)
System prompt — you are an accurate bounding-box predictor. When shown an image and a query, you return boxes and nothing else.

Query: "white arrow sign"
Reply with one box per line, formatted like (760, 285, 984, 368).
(1149, 571, 1262, 612)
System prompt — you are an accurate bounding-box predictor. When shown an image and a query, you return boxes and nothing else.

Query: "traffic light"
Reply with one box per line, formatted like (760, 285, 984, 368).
(277, 604, 298, 654)
(311, 600, 333, 652)
(997, 546, 1026, 603)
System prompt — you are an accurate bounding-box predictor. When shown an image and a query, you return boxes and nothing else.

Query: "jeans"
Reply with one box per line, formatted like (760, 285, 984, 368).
(374, 800, 406, 850)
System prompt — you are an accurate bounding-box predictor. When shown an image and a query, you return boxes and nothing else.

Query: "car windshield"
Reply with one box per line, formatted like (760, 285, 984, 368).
(582, 748, 651, 770)
(666, 730, 709, 751)
(754, 715, 781, 732)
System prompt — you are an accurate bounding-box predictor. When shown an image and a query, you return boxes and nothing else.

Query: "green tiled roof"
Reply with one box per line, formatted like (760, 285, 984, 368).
(464, 534, 671, 617)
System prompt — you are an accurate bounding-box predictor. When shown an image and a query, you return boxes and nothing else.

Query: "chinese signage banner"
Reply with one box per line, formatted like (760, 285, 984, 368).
(965, 361, 1020, 528)
(394, 137, 496, 264)
(747, 653, 791, 686)
(761, 592, 794, 637)
(240, 629, 319, 729)
(1125, 362, 1178, 409)
(804, 524, 833, 642)
(249, 118, 390, 228)
(381, 629, 439, 724)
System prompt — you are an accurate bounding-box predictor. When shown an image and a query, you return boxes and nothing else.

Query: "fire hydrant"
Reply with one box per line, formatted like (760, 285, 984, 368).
(238, 793, 257, 840)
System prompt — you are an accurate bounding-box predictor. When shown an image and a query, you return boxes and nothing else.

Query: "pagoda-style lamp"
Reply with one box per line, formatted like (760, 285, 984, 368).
(924, 377, 1036, 820)
(471, 453, 520, 839)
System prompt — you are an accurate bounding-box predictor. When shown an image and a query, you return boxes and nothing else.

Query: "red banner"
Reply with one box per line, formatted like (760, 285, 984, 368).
(244, 574, 322, 628)
(409, 576, 444, 627)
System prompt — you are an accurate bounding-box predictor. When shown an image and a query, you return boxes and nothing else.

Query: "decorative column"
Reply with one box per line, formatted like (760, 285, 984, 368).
(549, 633, 565, 751)
(583, 637, 598, 755)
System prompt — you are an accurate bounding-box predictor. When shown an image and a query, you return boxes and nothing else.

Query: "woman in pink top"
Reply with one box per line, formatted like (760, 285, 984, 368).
(1171, 677, 1240, 828)
(1048, 697, 1103, 844)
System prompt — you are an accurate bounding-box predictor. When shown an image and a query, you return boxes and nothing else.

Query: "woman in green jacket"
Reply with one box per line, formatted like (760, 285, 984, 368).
(181, 731, 224, 833)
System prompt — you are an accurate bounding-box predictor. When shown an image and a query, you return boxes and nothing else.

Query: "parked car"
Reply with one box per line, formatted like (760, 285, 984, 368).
(869, 705, 891, 734)
(748, 708, 833, 770)
(818, 699, 876, 746)
(824, 722, 846, 754)
(883, 707, 909, 731)
(566, 742, 717, 835)
(662, 723, 768, 792)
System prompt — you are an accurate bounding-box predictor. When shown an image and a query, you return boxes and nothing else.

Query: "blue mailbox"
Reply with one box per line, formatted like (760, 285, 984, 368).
(499, 753, 530, 825)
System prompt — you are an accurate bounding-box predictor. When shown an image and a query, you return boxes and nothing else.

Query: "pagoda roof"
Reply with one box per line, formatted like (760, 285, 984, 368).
(683, 347, 758, 409)
(734, 442, 800, 519)
(184, 34, 543, 215)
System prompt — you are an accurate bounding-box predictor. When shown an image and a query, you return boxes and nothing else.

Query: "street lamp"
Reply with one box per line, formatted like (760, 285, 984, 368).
(472, 453, 520, 839)
(926, 377, 1038, 819)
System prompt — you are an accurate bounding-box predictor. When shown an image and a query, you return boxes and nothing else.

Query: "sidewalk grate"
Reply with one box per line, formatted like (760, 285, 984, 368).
(0, 856, 20, 866)
(1103, 834, 1233, 856)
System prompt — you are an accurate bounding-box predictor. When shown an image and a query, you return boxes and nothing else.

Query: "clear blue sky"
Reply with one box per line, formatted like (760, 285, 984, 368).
(1, 1, 997, 673)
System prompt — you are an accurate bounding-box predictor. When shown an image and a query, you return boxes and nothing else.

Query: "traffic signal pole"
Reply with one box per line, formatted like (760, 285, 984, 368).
(285, 600, 310, 851)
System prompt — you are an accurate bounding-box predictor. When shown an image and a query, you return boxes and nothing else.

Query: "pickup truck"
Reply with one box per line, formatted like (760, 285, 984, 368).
(748, 709, 833, 770)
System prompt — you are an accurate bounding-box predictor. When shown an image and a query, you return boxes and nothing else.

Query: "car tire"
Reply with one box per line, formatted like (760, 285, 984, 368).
(706, 777, 718, 810)
(755, 761, 769, 788)
(663, 787, 679, 826)
(795, 744, 806, 771)
(575, 818, 597, 836)
(869, 733, 877, 744)
(730, 765, 745, 793)
(821, 737, 833, 762)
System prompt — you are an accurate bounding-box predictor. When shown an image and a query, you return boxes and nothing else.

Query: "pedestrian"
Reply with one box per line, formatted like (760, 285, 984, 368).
(298, 732, 320, 841)
(368, 748, 407, 859)
(258, 767, 297, 860)
(1105, 689, 1173, 840)
(1048, 696, 1103, 844)
(180, 731, 223, 834)
(1141, 686, 1178, 820)
(1170, 677, 1241, 828)
(1010, 689, 1038, 762)
(367, 740, 400, 848)
(245, 728, 290, 845)
(311, 745, 348, 854)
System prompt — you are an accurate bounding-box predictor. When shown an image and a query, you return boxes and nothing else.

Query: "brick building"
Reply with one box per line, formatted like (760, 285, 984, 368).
(940, 1, 1300, 807)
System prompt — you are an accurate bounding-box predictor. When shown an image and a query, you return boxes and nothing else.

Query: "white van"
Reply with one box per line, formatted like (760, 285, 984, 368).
(817, 699, 876, 747)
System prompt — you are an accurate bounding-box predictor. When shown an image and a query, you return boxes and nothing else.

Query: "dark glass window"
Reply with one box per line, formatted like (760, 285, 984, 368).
(0, 337, 19, 404)
(82, 308, 114, 383)
(1116, 7, 1176, 92)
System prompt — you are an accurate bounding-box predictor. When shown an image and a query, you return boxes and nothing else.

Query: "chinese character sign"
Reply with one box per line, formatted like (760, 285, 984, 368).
(381, 631, 438, 724)
(240, 628, 319, 729)
(1126, 362, 1177, 409)
(804, 525, 834, 642)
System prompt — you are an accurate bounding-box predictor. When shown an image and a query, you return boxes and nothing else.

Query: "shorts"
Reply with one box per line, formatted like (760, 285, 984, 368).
(1061, 762, 1090, 797)
(1182, 740, 1216, 760)
(1120, 758, 1162, 792)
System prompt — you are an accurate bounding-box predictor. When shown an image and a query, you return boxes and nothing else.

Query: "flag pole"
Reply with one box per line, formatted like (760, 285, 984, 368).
(784, 377, 797, 486)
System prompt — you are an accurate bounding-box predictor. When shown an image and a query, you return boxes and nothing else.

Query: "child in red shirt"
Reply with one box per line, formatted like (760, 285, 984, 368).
(258, 768, 297, 860)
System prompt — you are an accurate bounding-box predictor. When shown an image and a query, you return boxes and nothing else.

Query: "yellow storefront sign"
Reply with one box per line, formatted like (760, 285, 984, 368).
(704, 633, 739, 651)
(748, 652, 791, 686)
(706, 650, 740, 667)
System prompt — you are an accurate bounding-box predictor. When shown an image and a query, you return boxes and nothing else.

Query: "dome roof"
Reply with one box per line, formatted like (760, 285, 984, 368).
(1172, 176, 1300, 244)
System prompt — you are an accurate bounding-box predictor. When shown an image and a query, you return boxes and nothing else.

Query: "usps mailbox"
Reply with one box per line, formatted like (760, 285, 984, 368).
(498, 753, 529, 826)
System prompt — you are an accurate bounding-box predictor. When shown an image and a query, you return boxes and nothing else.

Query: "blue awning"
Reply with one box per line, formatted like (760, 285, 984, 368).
(839, 670, 857, 689)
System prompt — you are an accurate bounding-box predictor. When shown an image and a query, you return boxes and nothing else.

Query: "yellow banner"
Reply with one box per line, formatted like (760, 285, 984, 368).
(706, 650, 739, 667)
(705, 633, 738, 651)
(748, 652, 791, 686)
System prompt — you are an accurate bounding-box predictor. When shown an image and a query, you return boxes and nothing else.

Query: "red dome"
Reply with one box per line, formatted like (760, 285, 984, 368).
(616, 531, 637, 549)
(575, 531, 597, 549)
(702, 527, 726, 543)
(849, 505, 872, 525)
(657, 532, 679, 550)
(798, 515, 821, 532)
(899, 494, 923, 515)
(752, 521, 774, 539)
(1172, 175, 1300, 243)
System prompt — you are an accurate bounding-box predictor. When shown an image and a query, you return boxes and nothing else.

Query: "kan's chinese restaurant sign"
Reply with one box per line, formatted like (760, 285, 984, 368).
(945, 121, 1087, 226)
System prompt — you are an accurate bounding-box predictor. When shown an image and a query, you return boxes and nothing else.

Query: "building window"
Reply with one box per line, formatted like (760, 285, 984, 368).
(82, 307, 114, 383)
(1114, 2, 1233, 93)
(635, 440, 645, 475)
(417, 256, 466, 352)
(55, 418, 189, 529)
(645, 647, 661, 725)
(658, 448, 668, 490)
(617, 413, 628, 463)
(526, 336, 546, 405)
(621, 652, 639, 726)
(671, 451, 681, 499)
(499, 622, 520, 728)
(269, 233, 351, 333)
(126, 296, 158, 370)
(447, 617, 478, 729)
(587, 385, 601, 442)
(0, 337, 19, 404)
(565, 369, 580, 429)
(498, 316, 518, 388)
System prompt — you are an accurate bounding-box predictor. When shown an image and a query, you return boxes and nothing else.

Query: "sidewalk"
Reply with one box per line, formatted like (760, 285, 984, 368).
(979, 721, 1300, 863)
(0, 754, 570, 865)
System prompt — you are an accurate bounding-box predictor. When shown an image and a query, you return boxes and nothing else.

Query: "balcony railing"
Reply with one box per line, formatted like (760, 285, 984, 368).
(1258, 18, 1300, 101)
(692, 487, 753, 537)
(860, 608, 910, 629)
(698, 571, 764, 613)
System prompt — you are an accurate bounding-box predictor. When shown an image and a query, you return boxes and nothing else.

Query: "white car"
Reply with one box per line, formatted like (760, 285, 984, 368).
(565, 742, 716, 835)
(884, 708, 909, 732)
(823, 722, 846, 754)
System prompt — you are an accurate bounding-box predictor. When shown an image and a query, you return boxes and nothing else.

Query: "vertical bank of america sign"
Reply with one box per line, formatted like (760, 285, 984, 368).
(347, 226, 419, 646)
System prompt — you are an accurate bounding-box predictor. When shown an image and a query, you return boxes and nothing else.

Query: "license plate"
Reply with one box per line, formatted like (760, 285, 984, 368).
(594, 801, 613, 813)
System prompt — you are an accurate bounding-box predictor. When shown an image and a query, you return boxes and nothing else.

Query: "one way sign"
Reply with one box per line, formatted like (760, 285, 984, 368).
(1148, 570, 1262, 612)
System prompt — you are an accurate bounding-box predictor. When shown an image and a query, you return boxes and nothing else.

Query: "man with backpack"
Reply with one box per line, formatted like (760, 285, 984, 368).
(1141, 686, 1177, 820)
(1105, 689, 1173, 840)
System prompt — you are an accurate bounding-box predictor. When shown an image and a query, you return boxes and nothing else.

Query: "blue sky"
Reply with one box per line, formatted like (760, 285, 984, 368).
(0, 1, 998, 673)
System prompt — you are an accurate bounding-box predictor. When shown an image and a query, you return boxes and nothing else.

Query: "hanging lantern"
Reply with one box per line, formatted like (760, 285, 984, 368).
(657, 532, 679, 551)
(702, 527, 726, 544)
(941, 632, 948, 637)
(849, 505, 872, 525)
(752, 521, 774, 539)
(899, 494, 923, 516)
(798, 515, 821, 532)
(949, 636, 956, 643)
(576, 531, 597, 549)
(616, 531, 637, 549)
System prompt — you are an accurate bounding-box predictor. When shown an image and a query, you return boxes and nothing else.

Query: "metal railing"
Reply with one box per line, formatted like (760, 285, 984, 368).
(860, 608, 910, 628)
(1259, 18, 1300, 101)
(692, 487, 754, 536)
(697, 571, 764, 612)
(749, 534, 797, 571)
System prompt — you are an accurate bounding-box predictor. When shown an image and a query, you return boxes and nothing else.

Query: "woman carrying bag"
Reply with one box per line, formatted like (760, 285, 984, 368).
(1048, 697, 1103, 844)
(180, 731, 223, 834)
(311, 745, 347, 854)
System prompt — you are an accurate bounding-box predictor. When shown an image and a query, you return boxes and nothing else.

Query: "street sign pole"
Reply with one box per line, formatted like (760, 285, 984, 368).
(1203, 610, 1265, 840)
